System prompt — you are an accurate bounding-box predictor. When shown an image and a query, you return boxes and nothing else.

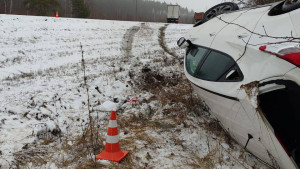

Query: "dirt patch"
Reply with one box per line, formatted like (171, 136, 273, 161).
(129, 62, 204, 125)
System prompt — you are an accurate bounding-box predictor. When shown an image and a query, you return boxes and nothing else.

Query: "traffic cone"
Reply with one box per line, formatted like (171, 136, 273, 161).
(96, 111, 129, 162)
(56, 11, 59, 18)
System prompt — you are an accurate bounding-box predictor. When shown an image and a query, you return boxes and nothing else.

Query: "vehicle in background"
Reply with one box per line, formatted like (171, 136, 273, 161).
(178, 0, 300, 168)
(194, 12, 204, 23)
(167, 5, 180, 23)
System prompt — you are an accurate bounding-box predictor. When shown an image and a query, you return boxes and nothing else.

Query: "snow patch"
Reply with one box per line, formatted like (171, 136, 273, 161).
(100, 101, 118, 111)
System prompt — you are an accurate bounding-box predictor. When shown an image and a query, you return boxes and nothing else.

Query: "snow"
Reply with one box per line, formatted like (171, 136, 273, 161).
(250, 87, 259, 108)
(100, 101, 118, 111)
(0, 14, 269, 169)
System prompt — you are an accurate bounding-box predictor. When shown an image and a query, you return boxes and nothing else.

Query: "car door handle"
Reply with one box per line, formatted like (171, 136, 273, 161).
(209, 32, 216, 37)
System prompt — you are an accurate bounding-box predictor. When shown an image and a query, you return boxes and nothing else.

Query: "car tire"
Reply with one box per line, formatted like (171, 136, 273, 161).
(282, 0, 300, 12)
(202, 2, 239, 23)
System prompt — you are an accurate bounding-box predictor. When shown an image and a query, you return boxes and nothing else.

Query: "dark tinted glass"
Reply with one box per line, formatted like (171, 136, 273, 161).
(196, 51, 234, 81)
(186, 47, 207, 75)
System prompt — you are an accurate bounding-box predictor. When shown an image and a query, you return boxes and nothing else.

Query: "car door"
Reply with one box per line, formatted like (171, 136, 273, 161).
(184, 46, 244, 134)
(184, 45, 271, 164)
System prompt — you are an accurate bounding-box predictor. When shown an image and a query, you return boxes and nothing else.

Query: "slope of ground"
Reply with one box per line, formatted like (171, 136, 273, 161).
(0, 15, 268, 169)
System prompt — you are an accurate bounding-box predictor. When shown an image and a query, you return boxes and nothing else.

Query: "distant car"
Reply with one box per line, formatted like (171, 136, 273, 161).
(178, 1, 300, 168)
(194, 12, 204, 23)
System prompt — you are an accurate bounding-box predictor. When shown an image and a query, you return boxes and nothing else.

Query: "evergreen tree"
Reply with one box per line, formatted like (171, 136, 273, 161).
(72, 0, 90, 18)
(23, 0, 60, 16)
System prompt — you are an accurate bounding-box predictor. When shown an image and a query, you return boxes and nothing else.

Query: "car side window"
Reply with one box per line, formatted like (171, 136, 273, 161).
(195, 51, 239, 81)
(186, 46, 208, 75)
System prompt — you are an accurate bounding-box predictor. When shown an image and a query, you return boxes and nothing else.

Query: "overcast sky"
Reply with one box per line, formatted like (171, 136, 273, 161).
(153, 0, 229, 12)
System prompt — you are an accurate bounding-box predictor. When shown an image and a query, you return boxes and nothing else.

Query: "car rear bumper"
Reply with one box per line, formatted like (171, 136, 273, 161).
(167, 18, 178, 23)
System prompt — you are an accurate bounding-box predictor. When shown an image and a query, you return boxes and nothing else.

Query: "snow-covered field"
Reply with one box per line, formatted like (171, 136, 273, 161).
(0, 15, 269, 169)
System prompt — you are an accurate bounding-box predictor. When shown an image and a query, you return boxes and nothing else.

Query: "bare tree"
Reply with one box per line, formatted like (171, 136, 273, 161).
(3, 0, 7, 14)
(64, 0, 66, 16)
(9, 0, 12, 14)
(0, 0, 194, 23)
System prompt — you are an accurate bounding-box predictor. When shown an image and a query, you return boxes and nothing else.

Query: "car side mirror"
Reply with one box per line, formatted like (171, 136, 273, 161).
(177, 37, 189, 48)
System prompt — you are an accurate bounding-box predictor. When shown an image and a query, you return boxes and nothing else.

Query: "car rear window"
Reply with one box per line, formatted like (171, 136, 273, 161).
(186, 47, 208, 75)
(196, 51, 235, 81)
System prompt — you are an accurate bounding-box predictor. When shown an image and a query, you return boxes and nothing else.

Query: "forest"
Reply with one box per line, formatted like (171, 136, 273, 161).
(0, 0, 195, 23)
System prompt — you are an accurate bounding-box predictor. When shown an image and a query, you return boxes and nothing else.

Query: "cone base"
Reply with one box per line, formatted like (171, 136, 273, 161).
(96, 150, 129, 162)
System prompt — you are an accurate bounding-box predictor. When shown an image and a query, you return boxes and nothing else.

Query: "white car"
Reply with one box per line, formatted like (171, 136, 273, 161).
(178, 1, 300, 168)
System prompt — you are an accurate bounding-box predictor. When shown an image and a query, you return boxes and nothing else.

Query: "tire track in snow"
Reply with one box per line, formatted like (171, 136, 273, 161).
(121, 25, 140, 60)
(158, 24, 180, 60)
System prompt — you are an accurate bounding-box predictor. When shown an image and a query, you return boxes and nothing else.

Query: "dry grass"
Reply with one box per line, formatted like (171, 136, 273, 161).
(14, 144, 51, 168)
(134, 66, 203, 119)
(11, 61, 248, 169)
(13, 118, 105, 168)
(9, 24, 258, 169)
(4, 72, 35, 81)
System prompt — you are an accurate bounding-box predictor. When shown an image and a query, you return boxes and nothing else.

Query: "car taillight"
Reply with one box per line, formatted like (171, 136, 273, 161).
(279, 53, 300, 67)
(259, 45, 300, 67)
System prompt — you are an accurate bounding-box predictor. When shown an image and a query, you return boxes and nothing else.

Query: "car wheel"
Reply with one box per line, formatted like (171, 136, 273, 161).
(282, 0, 300, 12)
(202, 2, 239, 23)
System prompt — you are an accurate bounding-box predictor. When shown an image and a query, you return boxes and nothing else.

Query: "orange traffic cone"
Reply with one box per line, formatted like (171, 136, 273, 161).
(96, 111, 129, 162)
(56, 11, 59, 18)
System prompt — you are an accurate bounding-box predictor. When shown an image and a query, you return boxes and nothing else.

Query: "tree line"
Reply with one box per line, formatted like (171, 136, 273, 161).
(0, 0, 195, 23)
(0, 0, 284, 23)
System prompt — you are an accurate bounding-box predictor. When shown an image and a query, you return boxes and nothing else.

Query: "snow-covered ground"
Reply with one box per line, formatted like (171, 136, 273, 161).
(0, 15, 269, 169)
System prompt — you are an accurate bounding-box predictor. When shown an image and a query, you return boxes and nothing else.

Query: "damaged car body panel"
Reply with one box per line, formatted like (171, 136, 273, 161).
(179, 1, 300, 168)
(258, 79, 300, 167)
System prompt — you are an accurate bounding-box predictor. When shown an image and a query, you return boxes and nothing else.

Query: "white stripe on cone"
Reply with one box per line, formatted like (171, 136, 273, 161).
(106, 135, 119, 144)
(108, 120, 117, 128)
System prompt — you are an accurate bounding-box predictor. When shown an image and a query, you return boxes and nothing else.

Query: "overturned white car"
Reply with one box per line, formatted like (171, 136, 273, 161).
(178, 1, 300, 168)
